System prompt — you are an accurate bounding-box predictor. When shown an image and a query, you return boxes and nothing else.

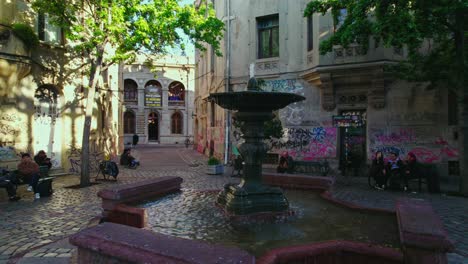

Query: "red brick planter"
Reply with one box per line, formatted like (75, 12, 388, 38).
(396, 198, 454, 264)
(97, 176, 183, 228)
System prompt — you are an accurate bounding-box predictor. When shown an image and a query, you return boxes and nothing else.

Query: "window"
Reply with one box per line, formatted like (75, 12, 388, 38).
(145, 80, 162, 107)
(210, 101, 215, 127)
(307, 15, 313, 51)
(124, 79, 138, 102)
(171, 112, 182, 134)
(168, 81, 185, 106)
(334, 9, 347, 31)
(448, 90, 458, 125)
(124, 111, 136, 134)
(36, 12, 63, 45)
(257, 15, 279, 59)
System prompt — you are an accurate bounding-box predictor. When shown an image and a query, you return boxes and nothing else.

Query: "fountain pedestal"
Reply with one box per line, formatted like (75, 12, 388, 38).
(210, 78, 305, 216)
(216, 111, 288, 215)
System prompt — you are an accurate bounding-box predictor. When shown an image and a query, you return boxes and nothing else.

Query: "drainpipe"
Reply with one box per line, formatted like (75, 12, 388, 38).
(224, 0, 231, 165)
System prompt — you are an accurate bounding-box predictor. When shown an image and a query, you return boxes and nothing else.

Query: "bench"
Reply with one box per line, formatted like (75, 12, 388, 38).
(13, 166, 54, 196)
(292, 160, 330, 176)
(396, 198, 453, 263)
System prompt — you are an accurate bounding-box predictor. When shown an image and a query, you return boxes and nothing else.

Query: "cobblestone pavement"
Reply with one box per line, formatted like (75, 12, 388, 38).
(0, 145, 467, 263)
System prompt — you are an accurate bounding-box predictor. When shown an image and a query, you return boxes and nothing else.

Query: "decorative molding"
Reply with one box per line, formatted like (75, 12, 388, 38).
(0, 28, 11, 44)
(255, 59, 279, 73)
(368, 68, 386, 109)
(333, 44, 366, 61)
(320, 73, 336, 111)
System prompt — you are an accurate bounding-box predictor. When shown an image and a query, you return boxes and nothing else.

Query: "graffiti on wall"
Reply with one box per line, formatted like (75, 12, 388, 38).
(263, 79, 306, 126)
(0, 146, 18, 160)
(370, 127, 458, 163)
(270, 127, 337, 160)
(0, 114, 22, 137)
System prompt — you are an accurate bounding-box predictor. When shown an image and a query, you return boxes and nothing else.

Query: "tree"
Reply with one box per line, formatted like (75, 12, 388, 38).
(305, 0, 467, 194)
(31, 0, 224, 187)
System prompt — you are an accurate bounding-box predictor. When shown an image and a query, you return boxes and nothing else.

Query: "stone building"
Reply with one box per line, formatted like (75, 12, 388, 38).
(195, 0, 459, 184)
(0, 1, 121, 172)
(122, 56, 195, 145)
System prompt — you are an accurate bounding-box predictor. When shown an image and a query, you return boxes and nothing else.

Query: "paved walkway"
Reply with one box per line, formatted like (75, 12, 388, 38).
(0, 146, 467, 263)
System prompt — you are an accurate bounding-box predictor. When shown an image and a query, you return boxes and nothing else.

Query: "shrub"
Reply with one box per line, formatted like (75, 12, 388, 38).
(207, 156, 221, 165)
(11, 23, 39, 50)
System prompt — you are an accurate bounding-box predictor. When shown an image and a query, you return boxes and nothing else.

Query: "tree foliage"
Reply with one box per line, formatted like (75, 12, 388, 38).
(30, 0, 224, 186)
(304, 0, 467, 88)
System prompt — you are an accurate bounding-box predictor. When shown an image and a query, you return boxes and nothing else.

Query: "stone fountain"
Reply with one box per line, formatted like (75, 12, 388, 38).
(208, 78, 305, 215)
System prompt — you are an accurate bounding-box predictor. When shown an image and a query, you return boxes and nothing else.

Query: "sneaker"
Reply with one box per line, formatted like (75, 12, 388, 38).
(403, 186, 408, 192)
(9, 196, 21, 201)
(375, 185, 383, 190)
(27, 186, 32, 192)
(34, 193, 40, 199)
(381, 184, 386, 190)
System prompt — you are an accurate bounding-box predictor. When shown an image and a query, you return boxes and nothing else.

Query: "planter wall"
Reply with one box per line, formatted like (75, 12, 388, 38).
(207, 164, 224, 175)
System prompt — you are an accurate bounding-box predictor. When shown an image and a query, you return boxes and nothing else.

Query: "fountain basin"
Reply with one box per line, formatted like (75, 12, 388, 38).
(70, 175, 453, 264)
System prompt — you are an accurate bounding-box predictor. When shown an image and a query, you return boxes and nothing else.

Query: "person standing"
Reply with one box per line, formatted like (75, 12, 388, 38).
(132, 134, 139, 147)
(18, 153, 41, 199)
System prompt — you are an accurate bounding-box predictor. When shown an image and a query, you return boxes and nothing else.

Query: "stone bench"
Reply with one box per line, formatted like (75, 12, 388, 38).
(257, 240, 403, 264)
(97, 176, 183, 227)
(70, 222, 254, 264)
(262, 172, 334, 191)
(396, 198, 454, 264)
(292, 160, 330, 176)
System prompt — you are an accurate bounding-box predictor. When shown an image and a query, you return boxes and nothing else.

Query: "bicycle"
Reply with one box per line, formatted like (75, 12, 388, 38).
(185, 137, 194, 148)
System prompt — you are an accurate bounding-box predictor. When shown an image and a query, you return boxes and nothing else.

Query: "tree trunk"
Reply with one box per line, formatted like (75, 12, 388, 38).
(454, 10, 467, 195)
(80, 50, 104, 187)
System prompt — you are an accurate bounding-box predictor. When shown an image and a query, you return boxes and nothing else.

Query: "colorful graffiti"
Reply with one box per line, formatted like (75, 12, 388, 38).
(0, 146, 17, 160)
(271, 127, 337, 160)
(370, 128, 458, 163)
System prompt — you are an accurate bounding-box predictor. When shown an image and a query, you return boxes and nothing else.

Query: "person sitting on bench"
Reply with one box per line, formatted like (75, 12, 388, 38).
(404, 152, 440, 193)
(277, 151, 294, 173)
(34, 150, 52, 169)
(0, 169, 21, 201)
(120, 148, 140, 168)
(18, 153, 41, 199)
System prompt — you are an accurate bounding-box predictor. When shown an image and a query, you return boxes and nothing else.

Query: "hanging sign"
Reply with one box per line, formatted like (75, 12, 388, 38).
(332, 115, 364, 127)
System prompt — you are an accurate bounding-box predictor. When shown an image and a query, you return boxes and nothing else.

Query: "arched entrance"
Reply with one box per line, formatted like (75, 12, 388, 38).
(148, 112, 159, 142)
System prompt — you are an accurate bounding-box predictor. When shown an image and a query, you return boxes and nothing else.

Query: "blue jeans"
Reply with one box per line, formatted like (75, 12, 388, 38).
(30, 173, 40, 193)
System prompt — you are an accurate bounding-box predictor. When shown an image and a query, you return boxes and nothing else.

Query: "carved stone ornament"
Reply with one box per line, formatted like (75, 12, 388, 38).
(0, 28, 11, 44)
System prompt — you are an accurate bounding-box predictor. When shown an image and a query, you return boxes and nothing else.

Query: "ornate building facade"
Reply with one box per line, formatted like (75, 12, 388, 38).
(195, 0, 459, 184)
(122, 56, 195, 145)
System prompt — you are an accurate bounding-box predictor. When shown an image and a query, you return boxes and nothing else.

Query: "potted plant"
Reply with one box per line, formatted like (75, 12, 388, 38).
(207, 156, 224, 175)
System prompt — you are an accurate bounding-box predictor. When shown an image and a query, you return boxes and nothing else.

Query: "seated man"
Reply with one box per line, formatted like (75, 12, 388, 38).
(277, 152, 294, 173)
(0, 169, 20, 201)
(18, 153, 41, 199)
(120, 148, 140, 168)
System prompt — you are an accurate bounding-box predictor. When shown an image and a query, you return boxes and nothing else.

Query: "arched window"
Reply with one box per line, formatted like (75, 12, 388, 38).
(124, 111, 136, 134)
(145, 80, 162, 107)
(124, 79, 138, 102)
(168, 81, 185, 106)
(171, 112, 182, 134)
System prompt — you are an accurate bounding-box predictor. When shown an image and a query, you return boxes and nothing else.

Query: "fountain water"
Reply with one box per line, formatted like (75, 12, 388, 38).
(208, 78, 305, 215)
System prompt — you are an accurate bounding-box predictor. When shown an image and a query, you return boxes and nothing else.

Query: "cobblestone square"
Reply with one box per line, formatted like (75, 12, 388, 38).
(0, 146, 467, 263)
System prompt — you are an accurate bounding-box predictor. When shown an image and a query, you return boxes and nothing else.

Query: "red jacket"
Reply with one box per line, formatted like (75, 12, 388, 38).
(17, 159, 39, 176)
